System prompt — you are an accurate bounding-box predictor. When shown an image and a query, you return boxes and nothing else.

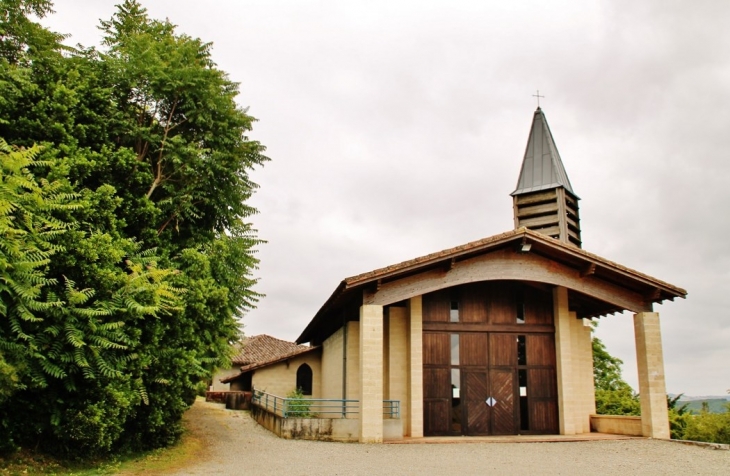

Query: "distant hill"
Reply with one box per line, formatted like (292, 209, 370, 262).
(674, 396, 729, 414)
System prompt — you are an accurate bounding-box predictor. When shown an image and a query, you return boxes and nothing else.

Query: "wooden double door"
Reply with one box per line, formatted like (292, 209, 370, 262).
(423, 331, 558, 436)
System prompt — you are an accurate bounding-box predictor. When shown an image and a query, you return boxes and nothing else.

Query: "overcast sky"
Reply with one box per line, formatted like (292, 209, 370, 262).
(43, 0, 729, 396)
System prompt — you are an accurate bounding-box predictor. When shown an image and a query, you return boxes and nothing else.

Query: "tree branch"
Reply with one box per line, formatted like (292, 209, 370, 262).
(145, 97, 178, 199)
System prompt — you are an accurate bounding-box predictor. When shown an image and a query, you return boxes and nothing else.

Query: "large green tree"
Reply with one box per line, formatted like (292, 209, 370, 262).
(592, 336, 641, 416)
(0, 0, 266, 457)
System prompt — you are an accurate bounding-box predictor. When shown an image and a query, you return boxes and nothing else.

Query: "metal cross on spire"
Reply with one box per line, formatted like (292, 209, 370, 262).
(533, 90, 544, 108)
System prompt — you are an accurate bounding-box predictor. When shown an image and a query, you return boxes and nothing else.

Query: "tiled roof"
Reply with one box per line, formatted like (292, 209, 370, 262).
(344, 229, 520, 286)
(344, 228, 686, 295)
(221, 340, 319, 384)
(231, 334, 309, 366)
(238, 346, 319, 373)
(296, 227, 688, 344)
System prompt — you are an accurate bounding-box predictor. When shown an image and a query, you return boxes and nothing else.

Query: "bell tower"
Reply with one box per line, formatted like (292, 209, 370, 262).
(511, 108, 582, 247)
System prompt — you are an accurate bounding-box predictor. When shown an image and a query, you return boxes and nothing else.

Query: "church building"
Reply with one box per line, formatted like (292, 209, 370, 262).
(232, 107, 687, 442)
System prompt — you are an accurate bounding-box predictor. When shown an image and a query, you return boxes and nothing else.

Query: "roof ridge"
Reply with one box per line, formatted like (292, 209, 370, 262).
(343, 227, 686, 295)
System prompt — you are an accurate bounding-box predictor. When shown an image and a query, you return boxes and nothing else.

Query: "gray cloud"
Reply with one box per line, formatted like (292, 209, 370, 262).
(45, 0, 730, 395)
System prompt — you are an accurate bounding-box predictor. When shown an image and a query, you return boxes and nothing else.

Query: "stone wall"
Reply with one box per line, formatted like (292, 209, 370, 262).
(321, 327, 343, 400)
(570, 312, 595, 434)
(554, 286, 596, 435)
(346, 320, 360, 405)
(590, 414, 643, 436)
(252, 350, 322, 398)
(250, 403, 403, 442)
(209, 367, 241, 391)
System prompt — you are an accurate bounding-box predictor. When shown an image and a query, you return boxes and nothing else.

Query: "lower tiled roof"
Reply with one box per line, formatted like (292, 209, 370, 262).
(231, 334, 309, 366)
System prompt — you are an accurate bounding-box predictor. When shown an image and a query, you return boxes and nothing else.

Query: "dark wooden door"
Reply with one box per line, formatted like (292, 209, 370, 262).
(422, 281, 558, 436)
(490, 369, 516, 435)
(423, 333, 451, 435)
(463, 370, 489, 435)
(462, 369, 517, 436)
(524, 334, 558, 434)
(424, 368, 450, 435)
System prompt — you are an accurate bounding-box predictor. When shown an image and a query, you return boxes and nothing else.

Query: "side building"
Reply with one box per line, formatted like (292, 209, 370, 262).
(214, 334, 321, 397)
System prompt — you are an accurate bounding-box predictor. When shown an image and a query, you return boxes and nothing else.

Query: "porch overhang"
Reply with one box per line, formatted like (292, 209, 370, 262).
(296, 228, 686, 345)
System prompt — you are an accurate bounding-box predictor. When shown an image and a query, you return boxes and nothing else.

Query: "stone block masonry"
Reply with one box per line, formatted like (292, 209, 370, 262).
(634, 312, 670, 439)
(359, 304, 384, 442)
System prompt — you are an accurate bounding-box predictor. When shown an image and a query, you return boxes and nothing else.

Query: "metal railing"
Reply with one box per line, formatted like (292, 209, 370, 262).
(383, 399, 400, 419)
(252, 390, 399, 419)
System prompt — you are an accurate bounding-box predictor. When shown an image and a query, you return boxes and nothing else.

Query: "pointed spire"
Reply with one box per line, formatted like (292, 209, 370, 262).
(511, 108, 582, 248)
(511, 107, 575, 197)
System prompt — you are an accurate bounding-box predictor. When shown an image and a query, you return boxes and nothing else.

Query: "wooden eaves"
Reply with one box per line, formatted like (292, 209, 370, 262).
(296, 228, 687, 345)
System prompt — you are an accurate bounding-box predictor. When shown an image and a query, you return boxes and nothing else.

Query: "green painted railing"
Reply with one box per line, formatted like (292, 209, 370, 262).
(252, 390, 400, 419)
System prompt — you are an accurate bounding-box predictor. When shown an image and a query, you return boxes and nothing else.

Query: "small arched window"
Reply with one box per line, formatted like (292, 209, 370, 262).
(296, 363, 313, 395)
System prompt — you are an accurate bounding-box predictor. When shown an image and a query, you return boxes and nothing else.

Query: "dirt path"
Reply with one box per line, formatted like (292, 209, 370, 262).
(171, 400, 729, 475)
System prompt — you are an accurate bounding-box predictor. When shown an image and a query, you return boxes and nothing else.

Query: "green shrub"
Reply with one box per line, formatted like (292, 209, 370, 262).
(595, 387, 641, 416)
(286, 388, 315, 418)
(682, 407, 730, 444)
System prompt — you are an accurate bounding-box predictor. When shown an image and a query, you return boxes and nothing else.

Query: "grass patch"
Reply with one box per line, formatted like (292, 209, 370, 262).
(0, 400, 206, 475)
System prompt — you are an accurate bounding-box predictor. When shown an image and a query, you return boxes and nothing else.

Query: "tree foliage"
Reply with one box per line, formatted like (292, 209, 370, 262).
(593, 334, 730, 443)
(0, 0, 266, 457)
(592, 336, 641, 416)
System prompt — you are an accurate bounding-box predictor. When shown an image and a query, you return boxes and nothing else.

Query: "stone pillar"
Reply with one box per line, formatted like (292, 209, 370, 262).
(359, 304, 384, 443)
(553, 286, 577, 435)
(581, 319, 596, 427)
(388, 307, 409, 437)
(407, 296, 424, 438)
(634, 312, 670, 439)
(569, 313, 595, 434)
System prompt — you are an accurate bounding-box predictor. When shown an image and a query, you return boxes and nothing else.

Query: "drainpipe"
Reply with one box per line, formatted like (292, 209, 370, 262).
(342, 313, 348, 417)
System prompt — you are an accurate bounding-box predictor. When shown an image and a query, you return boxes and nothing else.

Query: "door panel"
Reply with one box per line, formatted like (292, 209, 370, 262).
(526, 368, 559, 434)
(460, 283, 488, 323)
(486, 282, 516, 324)
(490, 369, 516, 435)
(529, 400, 558, 434)
(423, 290, 451, 322)
(424, 401, 450, 435)
(524, 286, 553, 325)
(423, 333, 450, 366)
(490, 333, 517, 367)
(460, 333, 488, 367)
(423, 366, 450, 435)
(424, 368, 450, 398)
(526, 334, 556, 367)
(463, 370, 489, 435)
(528, 368, 557, 399)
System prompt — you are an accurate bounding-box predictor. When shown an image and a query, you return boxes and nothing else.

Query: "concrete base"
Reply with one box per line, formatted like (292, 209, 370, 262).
(205, 391, 252, 410)
(590, 415, 643, 437)
(251, 404, 403, 442)
(388, 433, 639, 444)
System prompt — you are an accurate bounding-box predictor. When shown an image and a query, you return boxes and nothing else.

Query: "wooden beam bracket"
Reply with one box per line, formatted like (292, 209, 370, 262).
(580, 262, 596, 277)
(644, 287, 662, 301)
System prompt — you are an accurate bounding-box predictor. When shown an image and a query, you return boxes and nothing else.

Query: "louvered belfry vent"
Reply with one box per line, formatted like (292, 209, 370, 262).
(511, 108, 581, 248)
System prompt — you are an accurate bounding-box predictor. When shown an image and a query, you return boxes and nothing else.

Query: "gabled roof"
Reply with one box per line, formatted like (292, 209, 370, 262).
(221, 344, 320, 384)
(512, 107, 575, 196)
(231, 334, 309, 366)
(297, 228, 687, 344)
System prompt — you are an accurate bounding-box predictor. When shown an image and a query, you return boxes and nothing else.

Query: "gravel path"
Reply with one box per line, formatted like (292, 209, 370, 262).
(172, 400, 729, 476)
